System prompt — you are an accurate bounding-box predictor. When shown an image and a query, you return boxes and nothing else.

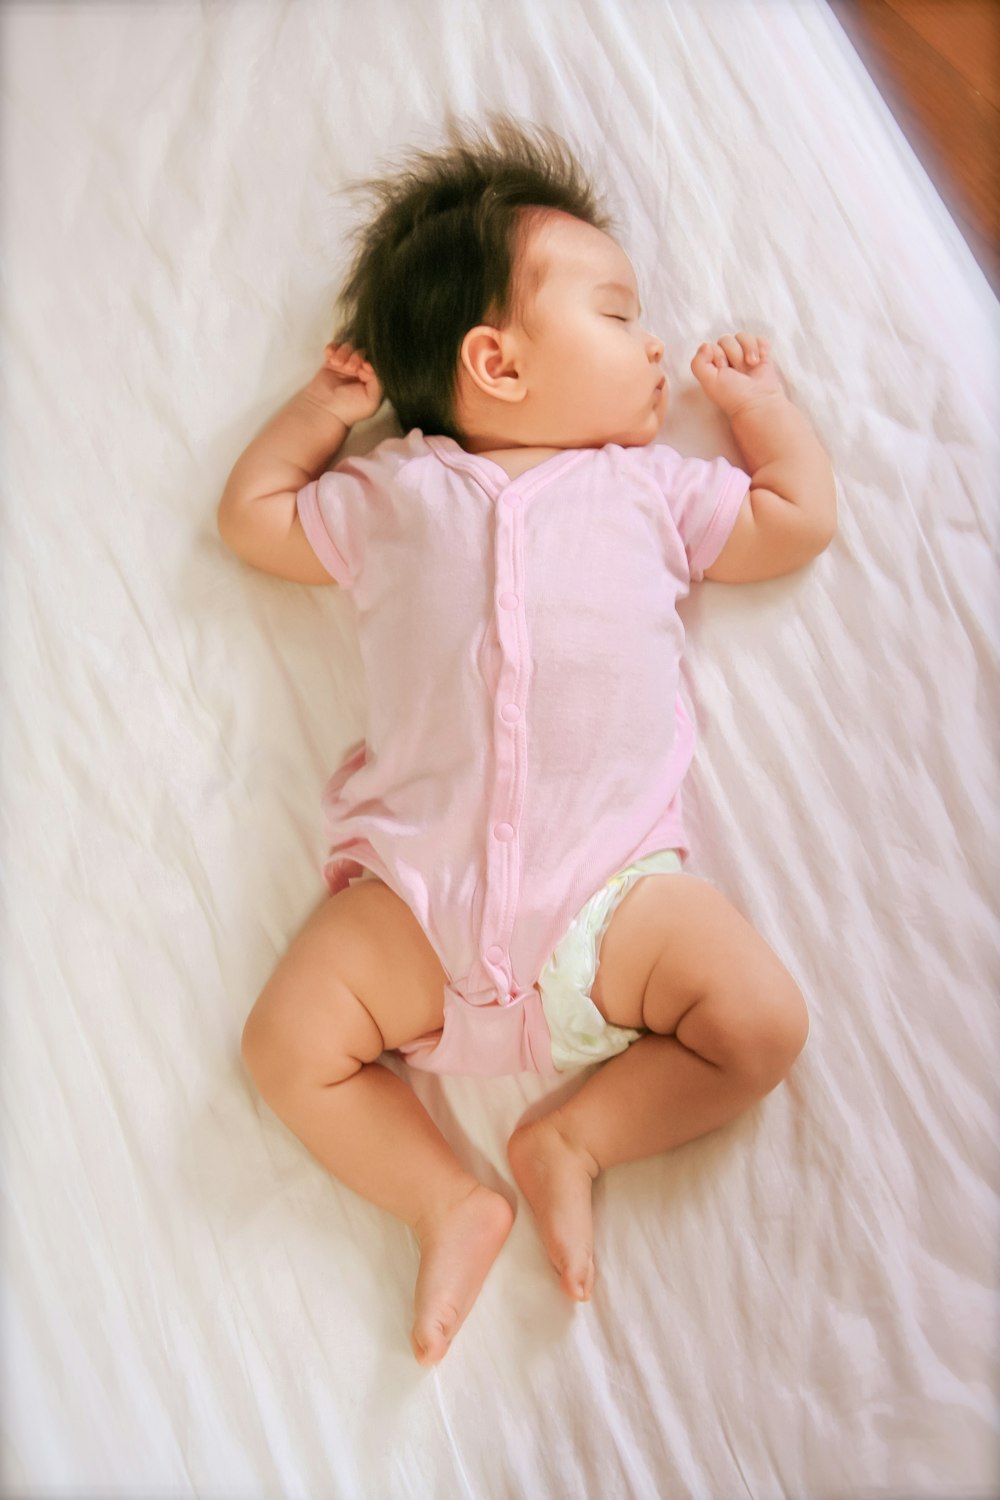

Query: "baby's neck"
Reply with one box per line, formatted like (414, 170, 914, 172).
(469, 445, 564, 482)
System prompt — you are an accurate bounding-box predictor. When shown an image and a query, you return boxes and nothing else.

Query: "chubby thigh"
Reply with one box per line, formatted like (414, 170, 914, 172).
(590, 872, 808, 1061)
(241, 879, 448, 1090)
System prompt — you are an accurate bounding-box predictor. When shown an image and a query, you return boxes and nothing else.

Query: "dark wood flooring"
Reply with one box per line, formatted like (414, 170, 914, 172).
(826, 0, 1000, 292)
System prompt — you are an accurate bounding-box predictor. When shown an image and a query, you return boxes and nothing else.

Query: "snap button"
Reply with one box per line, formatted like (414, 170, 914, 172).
(485, 944, 504, 965)
(502, 490, 521, 508)
(500, 703, 520, 723)
(493, 822, 515, 842)
(498, 592, 518, 610)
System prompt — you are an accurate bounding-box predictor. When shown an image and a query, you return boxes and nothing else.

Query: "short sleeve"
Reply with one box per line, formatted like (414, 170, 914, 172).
(651, 445, 751, 582)
(296, 459, 371, 588)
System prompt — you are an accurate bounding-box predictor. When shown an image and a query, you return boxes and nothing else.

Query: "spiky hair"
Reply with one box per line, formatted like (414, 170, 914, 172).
(335, 115, 611, 440)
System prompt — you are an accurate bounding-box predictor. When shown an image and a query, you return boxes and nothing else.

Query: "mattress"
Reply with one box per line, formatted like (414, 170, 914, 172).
(2, 1, 997, 1496)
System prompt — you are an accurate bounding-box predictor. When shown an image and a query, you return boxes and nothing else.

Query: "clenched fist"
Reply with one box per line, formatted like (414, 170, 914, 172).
(307, 341, 385, 427)
(691, 333, 784, 419)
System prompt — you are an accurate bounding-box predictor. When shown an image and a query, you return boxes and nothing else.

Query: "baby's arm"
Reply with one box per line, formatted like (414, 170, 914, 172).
(691, 334, 836, 583)
(218, 344, 382, 583)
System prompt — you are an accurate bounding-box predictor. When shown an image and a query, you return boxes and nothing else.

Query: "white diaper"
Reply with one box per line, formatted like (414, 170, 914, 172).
(538, 849, 684, 1072)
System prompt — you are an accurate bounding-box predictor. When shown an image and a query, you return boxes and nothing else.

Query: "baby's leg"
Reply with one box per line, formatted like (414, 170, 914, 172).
(509, 876, 808, 1300)
(241, 879, 513, 1364)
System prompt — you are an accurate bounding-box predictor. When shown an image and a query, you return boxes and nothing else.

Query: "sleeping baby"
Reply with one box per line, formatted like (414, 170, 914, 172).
(219, 117, 836, 1366)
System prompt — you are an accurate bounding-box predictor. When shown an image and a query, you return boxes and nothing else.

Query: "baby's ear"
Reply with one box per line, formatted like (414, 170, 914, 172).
(459, 325, 526, 403)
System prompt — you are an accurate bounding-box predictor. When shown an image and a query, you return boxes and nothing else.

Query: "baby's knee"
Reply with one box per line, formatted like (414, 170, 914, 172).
(743, 973, 809, 1091)
(240, 993, 284, 1095)
(240, 970, 375, 1103)
(239, 986, 316, 1101)
(697, 968, 808, 1095)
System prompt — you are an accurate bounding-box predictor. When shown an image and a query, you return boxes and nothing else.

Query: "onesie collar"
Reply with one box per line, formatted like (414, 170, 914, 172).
(424, 435, 588, 501)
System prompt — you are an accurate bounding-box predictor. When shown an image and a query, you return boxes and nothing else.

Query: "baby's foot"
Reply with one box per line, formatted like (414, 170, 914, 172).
(507, 1114, 599, 1302)
(411, 1183, 514, 1365)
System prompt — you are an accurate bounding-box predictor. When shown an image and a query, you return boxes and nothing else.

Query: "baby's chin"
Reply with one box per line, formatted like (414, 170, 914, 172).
(604, 409, 667, 449)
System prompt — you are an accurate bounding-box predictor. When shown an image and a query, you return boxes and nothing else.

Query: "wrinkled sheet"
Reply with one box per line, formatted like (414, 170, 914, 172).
(2, 1, 998, 1496)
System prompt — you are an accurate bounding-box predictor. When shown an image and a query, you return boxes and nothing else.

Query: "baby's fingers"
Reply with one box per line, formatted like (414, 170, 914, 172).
(717, 333, 765, 368)
(694, 339, 743, 372)
(324, 341, 375, 377)
(694, 333, 771, 373)
(737, 332, 769, 366)
(692, 342, 726, 377)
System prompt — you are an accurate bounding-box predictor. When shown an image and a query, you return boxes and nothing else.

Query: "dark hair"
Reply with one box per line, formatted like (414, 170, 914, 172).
(334, 115, 613, 442)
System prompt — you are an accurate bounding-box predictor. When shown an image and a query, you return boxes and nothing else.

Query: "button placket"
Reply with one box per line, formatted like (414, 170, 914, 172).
(480, 485, 529, 999)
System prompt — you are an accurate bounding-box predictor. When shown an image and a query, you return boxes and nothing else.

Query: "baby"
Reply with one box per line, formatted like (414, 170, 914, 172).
(219, 119, 836, 1366)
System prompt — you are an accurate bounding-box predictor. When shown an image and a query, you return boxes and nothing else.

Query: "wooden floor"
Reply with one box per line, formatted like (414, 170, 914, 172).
(826, 0, 1000, 292)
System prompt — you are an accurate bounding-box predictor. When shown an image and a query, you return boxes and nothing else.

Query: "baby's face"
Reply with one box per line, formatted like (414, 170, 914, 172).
(511, 212, 667, 449)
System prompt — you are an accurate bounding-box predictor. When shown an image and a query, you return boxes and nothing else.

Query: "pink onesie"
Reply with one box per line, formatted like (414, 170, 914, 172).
(296, 432, 749, 1076)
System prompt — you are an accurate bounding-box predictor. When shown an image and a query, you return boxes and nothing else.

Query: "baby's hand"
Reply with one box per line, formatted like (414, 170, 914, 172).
(307, 341, 385, 426)
(690, 333, 784, 418)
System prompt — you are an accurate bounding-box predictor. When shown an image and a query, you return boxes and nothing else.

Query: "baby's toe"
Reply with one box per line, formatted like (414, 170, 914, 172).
(411, 1304, 459, 1365)
(556, 1246, 594, 1302)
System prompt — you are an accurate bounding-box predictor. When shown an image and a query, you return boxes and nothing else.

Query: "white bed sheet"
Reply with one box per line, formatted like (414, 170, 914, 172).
(2, 1, 998, 1496)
